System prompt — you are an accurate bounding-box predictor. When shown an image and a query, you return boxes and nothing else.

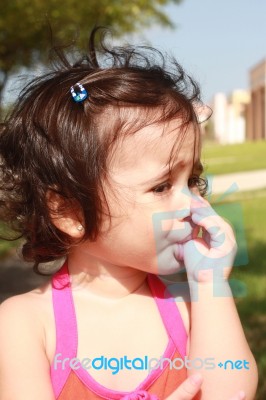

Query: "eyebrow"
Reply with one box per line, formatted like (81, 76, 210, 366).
(140, 160, 204, 187)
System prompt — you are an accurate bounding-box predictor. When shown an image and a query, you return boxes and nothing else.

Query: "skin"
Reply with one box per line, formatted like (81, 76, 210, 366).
(166, 374, 247, 400)
(0, 117, 258, 399)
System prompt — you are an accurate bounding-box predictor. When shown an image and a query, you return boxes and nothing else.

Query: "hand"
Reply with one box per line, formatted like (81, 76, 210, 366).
(178, 195, 237, 284)
(165, 374, 246, 400)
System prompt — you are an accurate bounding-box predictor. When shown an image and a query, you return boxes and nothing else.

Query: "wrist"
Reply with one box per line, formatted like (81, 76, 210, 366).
(187, 265, 232, 284)
(188, 275, 232, 301)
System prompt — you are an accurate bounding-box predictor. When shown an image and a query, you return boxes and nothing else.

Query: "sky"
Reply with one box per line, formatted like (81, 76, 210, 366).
(123, 0, 266, 103)
(3, 0, 266, 104)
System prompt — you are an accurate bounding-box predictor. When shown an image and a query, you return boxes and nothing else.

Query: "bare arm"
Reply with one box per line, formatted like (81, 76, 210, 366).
(0, 295, 55, 400)
(165, 373, 247, 400)
(182, 195, 258, 400)
(187, 280, 258, 400)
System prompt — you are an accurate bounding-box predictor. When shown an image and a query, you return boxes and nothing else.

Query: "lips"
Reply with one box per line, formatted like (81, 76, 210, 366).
(175, 243, 184, 261)
(174, 230, 194, 260)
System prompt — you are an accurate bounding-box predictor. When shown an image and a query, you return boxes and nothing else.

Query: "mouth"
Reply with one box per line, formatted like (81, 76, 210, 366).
(174, 243, 184, 261)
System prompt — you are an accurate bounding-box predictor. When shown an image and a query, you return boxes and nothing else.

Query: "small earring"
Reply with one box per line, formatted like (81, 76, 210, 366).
(77, 225, 84, 231)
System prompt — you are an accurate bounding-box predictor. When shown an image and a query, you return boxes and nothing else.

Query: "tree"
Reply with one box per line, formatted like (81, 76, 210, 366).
(0, 0, 183, 113)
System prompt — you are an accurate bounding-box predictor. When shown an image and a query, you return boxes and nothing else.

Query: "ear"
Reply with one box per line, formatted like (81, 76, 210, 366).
(46, 190, 85, 239)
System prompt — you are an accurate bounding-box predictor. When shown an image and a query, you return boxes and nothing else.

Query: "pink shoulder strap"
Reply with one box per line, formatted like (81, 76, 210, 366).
(147, 273, 188, 359)
(50, 261, 77, 398)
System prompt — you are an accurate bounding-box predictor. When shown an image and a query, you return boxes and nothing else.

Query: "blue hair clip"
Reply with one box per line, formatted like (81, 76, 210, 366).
(70, 83, 88, 103)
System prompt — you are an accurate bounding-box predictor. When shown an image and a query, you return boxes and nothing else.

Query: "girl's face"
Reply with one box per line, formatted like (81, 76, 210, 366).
(77, 118, 201, 275)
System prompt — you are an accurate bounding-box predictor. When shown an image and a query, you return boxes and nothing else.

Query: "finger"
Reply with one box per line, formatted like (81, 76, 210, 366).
(190, 193, 210, 208)
(191, 211, 223, 231)
(191, 212, 228, 250)
(201, 226, 211, 248)
(191, 222, 210, 247)
(191, 222, 201, 240)
(190, 197, 235, 240)
(191, 211, 236, 257)
(165, 374, 203, 400)
(191, 211, 233, 240)
(228, 390, 246, 400)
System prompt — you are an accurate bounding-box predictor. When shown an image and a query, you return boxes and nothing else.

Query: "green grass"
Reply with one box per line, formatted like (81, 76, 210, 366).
(211, 188, 266, 400)
(0, 223, 21, 258)
(201, 139, 266, 175)
(0, 239, 20, 258)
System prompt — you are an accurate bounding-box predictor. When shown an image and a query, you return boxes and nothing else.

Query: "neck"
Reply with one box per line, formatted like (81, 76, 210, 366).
(66, 251, 148, 301)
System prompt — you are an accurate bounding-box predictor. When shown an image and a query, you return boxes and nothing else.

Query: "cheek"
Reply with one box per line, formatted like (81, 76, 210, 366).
(115, 212, 157, 260)
(161, 218, 188, 233)
(126, 213, 155, 245)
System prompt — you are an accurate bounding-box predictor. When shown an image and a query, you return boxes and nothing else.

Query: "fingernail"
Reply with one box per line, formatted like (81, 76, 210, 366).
(238, 391, 246, 400)
(189, 373, 203, 386)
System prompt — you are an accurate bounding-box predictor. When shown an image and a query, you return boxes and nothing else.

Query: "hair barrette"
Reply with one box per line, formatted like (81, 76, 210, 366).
(70, 83, 88, 103)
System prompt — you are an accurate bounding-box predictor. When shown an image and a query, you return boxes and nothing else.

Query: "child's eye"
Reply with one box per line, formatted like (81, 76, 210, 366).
(152, 177, 196, 195)
(152, 175, 207, 196)
(152, 182, 172, 195)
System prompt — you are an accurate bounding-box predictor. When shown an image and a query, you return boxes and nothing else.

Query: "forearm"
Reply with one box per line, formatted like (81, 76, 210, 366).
(187, 279, 258, 400)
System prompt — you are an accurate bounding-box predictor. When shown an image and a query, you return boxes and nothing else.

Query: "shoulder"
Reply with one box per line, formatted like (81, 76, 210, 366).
(1, 292, 35, 325)
(0, 284, 55, 399)
(0, 279, 53, 330)
(0, 278, 55, 353)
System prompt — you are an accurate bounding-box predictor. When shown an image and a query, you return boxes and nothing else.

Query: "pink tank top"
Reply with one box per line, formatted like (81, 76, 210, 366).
(50, 262, 188, 399)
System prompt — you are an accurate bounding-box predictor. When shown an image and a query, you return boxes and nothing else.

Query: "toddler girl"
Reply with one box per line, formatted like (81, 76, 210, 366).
(0, 27, 257, 400)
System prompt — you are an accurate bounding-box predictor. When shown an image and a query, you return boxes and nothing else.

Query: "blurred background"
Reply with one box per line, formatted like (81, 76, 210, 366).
(0, 0, 265, 398)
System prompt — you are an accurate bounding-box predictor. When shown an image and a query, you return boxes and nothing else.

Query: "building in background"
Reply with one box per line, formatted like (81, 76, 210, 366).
(246, 59, 266, 141)
(212, 92, 227, 143)
(211, 90, 250, 144)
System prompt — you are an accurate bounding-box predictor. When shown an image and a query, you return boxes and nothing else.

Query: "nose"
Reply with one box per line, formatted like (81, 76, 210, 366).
(170, 184, 193, 220)
(153, 185, 195, 240)
(158, 186, 193, 234)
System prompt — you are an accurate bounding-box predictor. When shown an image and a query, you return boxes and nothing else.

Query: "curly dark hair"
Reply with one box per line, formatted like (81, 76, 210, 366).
(0, 26, 208, 273)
